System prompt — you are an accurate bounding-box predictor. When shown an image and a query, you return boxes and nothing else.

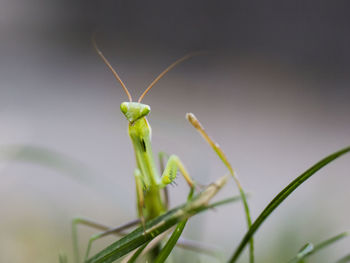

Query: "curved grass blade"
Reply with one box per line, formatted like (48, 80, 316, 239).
(87, 175, 237, 263)
(153, 186, 194, 262)
(229, 146, 350, 263)
(126, 242, 149, 263)
(154, 220, 188, 263)
(313, 232, 348, 252)
(289, 243, 314, 263)
(289, 232, 348, 263)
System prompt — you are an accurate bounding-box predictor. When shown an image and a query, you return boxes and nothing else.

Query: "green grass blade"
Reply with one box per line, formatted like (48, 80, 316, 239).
(289, 232, 348, 263)
(153, 184, 194, 262)
(87, 175, 237, 263)
(127, 242, 149, 263)
(288, 243, 314, 263)
(229, 146, 350, 263)
(289, 243, 314, 263)
(313, 232, 348, 251)
(154, 220, 188, 263)
(206, 195, 247, 209)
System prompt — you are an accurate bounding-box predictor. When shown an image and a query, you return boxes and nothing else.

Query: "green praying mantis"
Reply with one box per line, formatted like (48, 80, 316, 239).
(71, 39, 253, 263)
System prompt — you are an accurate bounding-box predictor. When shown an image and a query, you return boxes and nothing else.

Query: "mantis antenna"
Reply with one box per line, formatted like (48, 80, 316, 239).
(138, 52, 203, 103)
(92, 36, 133, 102)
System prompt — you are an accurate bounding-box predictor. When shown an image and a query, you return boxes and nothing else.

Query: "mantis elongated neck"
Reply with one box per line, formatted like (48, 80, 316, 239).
(128, 117, 165, 219)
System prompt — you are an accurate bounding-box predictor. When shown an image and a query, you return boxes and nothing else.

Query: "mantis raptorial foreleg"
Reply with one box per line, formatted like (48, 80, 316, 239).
(160, 151, 195, 208)
(136, 155, 195, 228)
(72, 217, 140, 263)
(160, 155, 194, 188)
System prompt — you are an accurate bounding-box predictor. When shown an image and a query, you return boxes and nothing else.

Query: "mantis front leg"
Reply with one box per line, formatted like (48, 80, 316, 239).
(135, 155, 195, 227)
(159, 155, 195, 189)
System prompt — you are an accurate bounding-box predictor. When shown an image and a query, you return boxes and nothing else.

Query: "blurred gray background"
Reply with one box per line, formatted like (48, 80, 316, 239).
(0, 1, 349, 262)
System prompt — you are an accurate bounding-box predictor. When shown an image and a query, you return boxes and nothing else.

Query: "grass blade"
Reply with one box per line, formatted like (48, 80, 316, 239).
(87, 175, 236, 263)
(126, 242, 149, 263)
(289, 232, 348, 263)
(313, 232, 348, 251)
(153, 185, 194, 262)
(154, 220, 188, 263)
(289, 243, 314, 263)
(229, 146, 350, 263)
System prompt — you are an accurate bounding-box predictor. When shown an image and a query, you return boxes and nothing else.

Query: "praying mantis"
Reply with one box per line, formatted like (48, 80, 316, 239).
(71, 38, 253, 263)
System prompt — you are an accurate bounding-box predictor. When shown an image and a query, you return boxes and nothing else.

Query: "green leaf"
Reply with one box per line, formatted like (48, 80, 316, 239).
(229, 146, 350, 263)
(87, 175, 239, 263)
(289, 232, 348, 263)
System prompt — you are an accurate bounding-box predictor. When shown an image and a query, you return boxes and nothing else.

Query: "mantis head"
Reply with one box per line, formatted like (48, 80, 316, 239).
(120, 102, 150, 123)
